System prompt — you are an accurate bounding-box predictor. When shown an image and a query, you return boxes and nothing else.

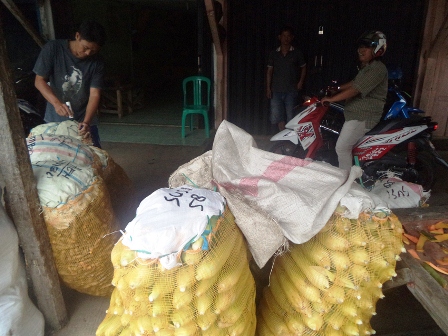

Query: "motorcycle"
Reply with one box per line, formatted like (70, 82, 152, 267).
(269, 88, 448, 191)
(14, 67, 45, 136)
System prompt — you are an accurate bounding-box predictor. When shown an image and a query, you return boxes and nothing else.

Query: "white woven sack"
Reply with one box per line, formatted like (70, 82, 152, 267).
(27, 134, 96, 167)
(170, 121, 361, 267)
(0, 268, 45, 336)
(0, 204, 19, 293)
(31, 159, 96, 208)
(369, 177, 430, 209)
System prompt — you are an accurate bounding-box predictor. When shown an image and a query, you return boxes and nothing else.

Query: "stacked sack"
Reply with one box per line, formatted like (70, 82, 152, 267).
(0, 203, 45, 336)
(97, 186, 257, 336)
(257, 208, 404, 336)
(26, 128, 120, 296)
(29, 120, 135, 224)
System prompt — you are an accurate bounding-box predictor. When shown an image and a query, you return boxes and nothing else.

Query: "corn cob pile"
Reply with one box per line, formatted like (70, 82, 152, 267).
(97, 207, 257, 336)
(257, 210, 404, 336)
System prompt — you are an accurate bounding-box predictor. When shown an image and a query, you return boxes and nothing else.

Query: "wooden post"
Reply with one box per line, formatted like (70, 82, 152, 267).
(0, 23, 67, 330)
(0, 0, 46, 48)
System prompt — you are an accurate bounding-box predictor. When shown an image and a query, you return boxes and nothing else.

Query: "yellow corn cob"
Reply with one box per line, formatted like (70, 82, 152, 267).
(155, 328, 176, 336)
(127, 319, 142, 336)
(257, 313, 276, 336)
(358, 322, 376, 335)
(260, 304, 291, 336)
(110, 289, 123, 308)
(109, 305, 124, 316)
(172, 288, 193, 309)
(96, 315, 124, 336)
(323, 284, 345, 304)
(125, 266, 153, 289)
(136, 315, 153, 334)
(181, 249, 205, 266)
(332, 216, 353, 234)
(302, 311, 324, 331)
(116, 277, 128, 292)
(120, 312, 132, 327)
(348, 248, 370, 265)
(216, 256, 246, 293)
(347, 227, 369, 247)
(285, 314, 306, 334)
(173, 322, 198, 336)
(149, 278, 171, 302)
(270, 266, 311, 315)
(218, 298, 247, 327)
(171, 306, 194, 328)
(191, 236, 204, 250)
(326, 311, 346, 330)
(227, 317, 247, 336)
(318, 231, 350, 251)
(261, 286, 289, 317)
(151, 299, 165, 317)
(338, 299, 360, 318)
(311, 300, 331, 314)
(120, 248, 137, 267)
(214, 270, 250, 314)
(195, 230, 242, 281)
(277, 257, 323, 303)
(374, 267, 397, 283)
(354, 294, 374, 310)
(342, 320, 360, 336)
(176, 266, 196, 292)
(196, 310, 217, 331)
(324, 326, 346, 336)
(151, 314, 169, 332)
(287, 252, 331, 290)
(350, 264, 371, 283)
(133, 287, 149, 302)
(330, 250, 351, 271)
(195, 289, 213, 315)
(110, 240, 124, 268)
(297, 240, 332, 269)
(195, 272, 219, 297)
(111, 268, 126, 287)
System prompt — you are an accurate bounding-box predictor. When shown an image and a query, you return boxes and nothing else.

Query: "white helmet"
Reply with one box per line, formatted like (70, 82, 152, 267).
(357, 30, 387, 57)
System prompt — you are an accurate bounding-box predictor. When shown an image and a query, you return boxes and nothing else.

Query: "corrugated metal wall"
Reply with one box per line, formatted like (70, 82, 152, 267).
(227, 0, 426, 135)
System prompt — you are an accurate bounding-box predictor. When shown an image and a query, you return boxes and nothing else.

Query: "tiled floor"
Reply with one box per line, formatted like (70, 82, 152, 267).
(98, 92, 213, 146)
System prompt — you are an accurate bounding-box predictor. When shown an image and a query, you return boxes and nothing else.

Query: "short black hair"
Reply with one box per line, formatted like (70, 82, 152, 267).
(279, 25, 295, 36)
(77, 20, 107, 47)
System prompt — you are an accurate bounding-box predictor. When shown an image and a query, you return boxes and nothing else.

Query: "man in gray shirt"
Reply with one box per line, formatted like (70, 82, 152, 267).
(266, 26, 307, 131)
(33, 20, 106, 147)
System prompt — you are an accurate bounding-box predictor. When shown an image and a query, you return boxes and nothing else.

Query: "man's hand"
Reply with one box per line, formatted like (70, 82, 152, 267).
(55, 103, 72, 117)
(78, 122, 91, 139)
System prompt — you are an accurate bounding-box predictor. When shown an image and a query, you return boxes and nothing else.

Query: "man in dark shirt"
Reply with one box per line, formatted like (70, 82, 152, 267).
(266, 26, 306, 131)
(33, 20, 106, 147)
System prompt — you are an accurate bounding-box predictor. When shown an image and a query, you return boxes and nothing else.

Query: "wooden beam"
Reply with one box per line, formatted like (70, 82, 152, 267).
(204, 0, 228, 128)
(428, 11, 448, 58)
(37, 0, 55, 41)
(0, 24, 67, 330)
(1, 0, 46, 48)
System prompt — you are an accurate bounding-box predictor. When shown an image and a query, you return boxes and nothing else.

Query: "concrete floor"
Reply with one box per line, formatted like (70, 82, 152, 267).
(47, 137, 448, 336)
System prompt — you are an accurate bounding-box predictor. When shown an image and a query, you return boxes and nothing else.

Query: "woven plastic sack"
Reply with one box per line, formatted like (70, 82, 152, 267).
(0, 204, 45, 336)
(27, 134, 101, 172)
(256, 209, 404, 335)
(97, 206, 257, 336)
(42, 177, 120, 296)
(169, 120, 361, 269)
(29, 120, 93, 145)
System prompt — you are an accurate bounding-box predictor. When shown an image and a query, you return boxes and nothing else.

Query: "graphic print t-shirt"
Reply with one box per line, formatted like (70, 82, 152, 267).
(33, 39, 104, 125)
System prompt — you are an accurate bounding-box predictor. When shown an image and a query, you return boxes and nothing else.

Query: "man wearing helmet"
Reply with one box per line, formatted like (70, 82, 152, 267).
(321, 31, 388, 171)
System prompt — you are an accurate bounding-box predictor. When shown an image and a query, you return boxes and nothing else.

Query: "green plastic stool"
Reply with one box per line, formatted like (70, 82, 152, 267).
(181, 76, 211, 138)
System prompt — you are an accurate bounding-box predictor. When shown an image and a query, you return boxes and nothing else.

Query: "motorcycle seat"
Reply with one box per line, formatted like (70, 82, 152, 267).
(366, 116, 432, 135)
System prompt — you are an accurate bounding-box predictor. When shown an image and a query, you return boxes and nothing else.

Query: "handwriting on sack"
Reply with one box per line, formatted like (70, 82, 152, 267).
(383, 179, 410, 199)
(33, 160, 83, 179)
(164, 187, 206, 211)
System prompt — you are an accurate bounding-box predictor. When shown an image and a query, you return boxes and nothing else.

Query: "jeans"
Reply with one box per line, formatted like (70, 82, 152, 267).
(335, 120, 368, 171)
(270, 91, 299, 124)
(90, 125, 102, 148)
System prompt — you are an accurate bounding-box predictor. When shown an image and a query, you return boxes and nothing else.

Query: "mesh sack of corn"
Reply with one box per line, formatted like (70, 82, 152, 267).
(33, 160, 119, 296)
(97, 202, 257, 336)
(256, 208, 404, 336)
(90, 146, 136, 226)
